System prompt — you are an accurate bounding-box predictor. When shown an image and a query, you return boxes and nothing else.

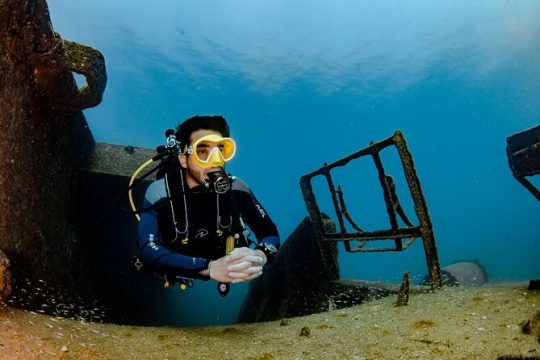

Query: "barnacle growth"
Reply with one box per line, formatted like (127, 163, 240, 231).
(0, 249, 12, 301)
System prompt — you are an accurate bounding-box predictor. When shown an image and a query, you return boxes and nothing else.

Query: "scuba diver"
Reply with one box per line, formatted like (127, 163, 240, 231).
(131, 115, 280, 296)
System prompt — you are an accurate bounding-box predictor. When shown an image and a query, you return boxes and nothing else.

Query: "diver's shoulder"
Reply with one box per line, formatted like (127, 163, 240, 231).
(231, 176, 251, 193)
(144, 178, 167, 203)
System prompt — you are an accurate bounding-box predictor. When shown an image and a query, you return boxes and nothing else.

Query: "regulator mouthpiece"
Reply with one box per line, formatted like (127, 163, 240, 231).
(193, 170, 233, 194)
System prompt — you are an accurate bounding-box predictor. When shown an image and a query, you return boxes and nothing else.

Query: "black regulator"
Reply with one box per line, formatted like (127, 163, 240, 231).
(194, 170, 234, 194)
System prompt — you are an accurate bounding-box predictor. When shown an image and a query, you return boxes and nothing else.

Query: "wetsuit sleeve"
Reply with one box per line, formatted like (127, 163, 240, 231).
(138, 179, 210, 279)
(232, 178, 280, 250)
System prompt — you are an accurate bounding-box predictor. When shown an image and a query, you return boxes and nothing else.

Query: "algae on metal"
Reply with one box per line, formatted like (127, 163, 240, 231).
(0, 0, 106, 315)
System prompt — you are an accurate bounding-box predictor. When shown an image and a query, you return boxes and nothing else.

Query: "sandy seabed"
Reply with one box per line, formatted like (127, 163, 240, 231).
(0, 285, 539, 360)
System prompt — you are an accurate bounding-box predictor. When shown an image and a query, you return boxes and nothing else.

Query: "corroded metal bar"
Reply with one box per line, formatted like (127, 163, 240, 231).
(349, 237, 416, 253)
(336, 185, 364, 232)
(324, 172, 347, 235)
(299, 175, 340, 275)
(304, 135, 395, 178)
(371, 152, 402, 250)
(395, 272, 410, 307)
(515, 177, 540, 201)
(323, 227, 420, 241)
(336, 185, 357, 252)
(387, 175, 414, 227)
(393, 130, 442, 289)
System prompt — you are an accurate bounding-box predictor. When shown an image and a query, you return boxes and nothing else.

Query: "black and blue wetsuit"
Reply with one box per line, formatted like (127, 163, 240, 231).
(138, 167, 280, 279)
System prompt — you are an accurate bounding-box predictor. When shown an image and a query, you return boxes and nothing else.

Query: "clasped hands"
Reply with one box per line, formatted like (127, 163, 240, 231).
(207, 247, 267, 283)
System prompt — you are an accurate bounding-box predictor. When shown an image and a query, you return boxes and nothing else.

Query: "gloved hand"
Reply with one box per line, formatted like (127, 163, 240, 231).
(206, 256, 236, 283)
(226, 247, 267, 283)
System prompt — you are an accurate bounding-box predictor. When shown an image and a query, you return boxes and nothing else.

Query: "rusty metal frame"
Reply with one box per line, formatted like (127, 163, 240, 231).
(300, 130, 442, 288)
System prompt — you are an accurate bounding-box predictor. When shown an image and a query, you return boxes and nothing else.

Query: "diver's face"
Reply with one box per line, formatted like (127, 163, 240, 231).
(179, 129, 225, 189)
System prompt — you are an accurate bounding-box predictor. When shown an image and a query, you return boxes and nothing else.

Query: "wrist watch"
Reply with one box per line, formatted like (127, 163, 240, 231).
(256, 242, 278, 265)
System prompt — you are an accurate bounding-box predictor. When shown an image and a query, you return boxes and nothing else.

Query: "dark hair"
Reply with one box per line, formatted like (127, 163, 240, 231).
(175, 115, 230, 150)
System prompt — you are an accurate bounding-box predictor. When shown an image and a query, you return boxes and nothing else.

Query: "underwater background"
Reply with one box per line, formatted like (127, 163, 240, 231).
(47, 0, 539, 326)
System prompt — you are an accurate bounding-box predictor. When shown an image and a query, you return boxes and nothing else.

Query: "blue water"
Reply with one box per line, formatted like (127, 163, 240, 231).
(48, 0, 540, 325)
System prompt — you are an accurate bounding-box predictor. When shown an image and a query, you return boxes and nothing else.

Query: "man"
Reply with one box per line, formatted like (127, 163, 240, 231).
(137, 115, 279, 291)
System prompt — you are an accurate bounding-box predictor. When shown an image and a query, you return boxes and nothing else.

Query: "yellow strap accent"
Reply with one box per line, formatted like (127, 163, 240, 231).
(225, 235, 235, 255)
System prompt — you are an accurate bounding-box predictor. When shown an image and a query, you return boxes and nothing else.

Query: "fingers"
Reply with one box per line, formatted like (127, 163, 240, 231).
(230, 269, 263, 283)
(229, 247, 252, 257)
(228, 261, 263, 283)
(241, 255, 265, 266)
(211, 248, 266, 283)
(228, 265, 262, 278)
(226, 249, 255, 263)
(227, 247, 265, 266)
(226, 252, 245, 263)
(230, 247, 254, 254)
(244, 270, 263, 280)
(227, 256, 265, 270)
(227, 261, 252, 272)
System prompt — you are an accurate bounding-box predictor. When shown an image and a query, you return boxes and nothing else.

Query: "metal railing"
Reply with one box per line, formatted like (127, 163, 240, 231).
(300, 130, 442, 288)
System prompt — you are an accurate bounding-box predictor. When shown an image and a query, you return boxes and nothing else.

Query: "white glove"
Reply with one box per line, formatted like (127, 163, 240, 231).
(206, 256, 235, 283)
(227, 247, 267, 283)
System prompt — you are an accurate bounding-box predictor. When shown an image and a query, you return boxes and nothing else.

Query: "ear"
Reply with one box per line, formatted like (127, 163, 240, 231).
(178, 153, 188, 168)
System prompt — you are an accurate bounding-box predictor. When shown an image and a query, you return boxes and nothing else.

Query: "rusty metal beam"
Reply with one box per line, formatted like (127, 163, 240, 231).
(393, 130, 442, 288)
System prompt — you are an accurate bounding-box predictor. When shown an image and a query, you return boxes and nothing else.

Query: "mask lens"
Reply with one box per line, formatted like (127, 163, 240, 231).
(194, 142, 212, 162)
(219, 138, 236, 161)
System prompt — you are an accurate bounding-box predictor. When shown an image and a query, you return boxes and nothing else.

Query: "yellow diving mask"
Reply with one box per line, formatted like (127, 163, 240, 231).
(184, 134, 236, 168)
